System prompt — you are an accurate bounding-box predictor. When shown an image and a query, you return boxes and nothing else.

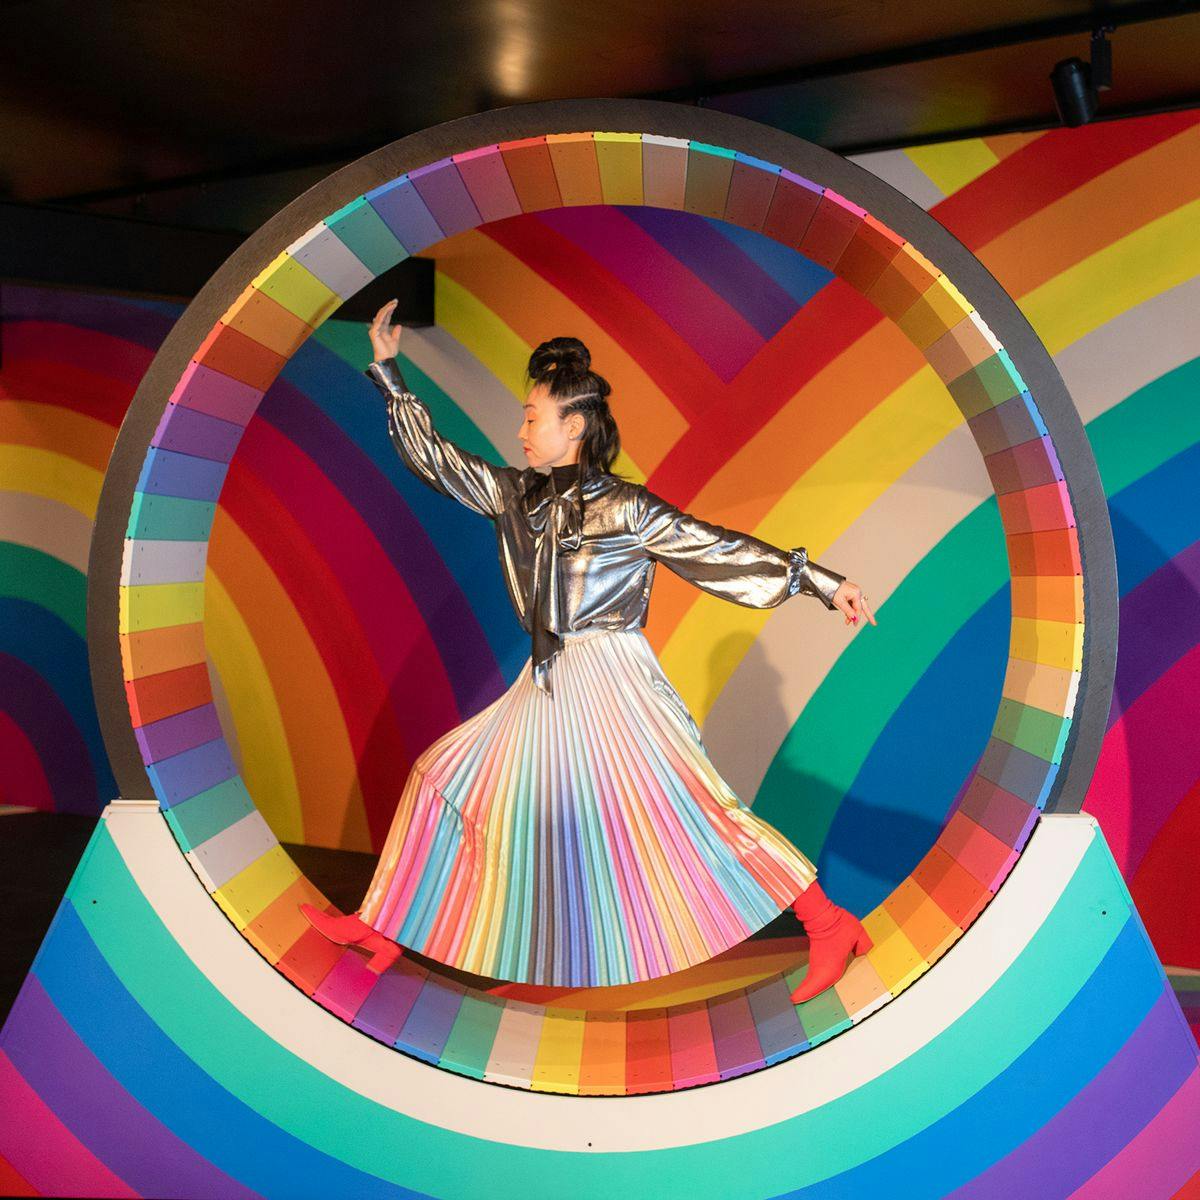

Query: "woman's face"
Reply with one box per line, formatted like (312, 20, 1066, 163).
(518, 384, 584, 469)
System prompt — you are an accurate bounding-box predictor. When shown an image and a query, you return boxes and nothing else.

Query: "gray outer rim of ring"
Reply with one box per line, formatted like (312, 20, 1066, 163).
(86, 96, 1117, 819)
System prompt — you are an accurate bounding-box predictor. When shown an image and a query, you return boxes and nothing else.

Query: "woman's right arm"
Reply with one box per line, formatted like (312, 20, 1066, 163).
(366, 357, 521, 520)
(366, 299, 521, 520)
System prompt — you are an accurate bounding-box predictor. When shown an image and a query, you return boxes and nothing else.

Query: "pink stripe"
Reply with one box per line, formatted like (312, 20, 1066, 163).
(0, 1051, 138, 1199)
(1067, 1064, 1200, 1200)
(169, 360, 263, 426)
(533, 206, 764, 382)
(313, 952, 383, 1021)
(1083, 643, 1200, 873)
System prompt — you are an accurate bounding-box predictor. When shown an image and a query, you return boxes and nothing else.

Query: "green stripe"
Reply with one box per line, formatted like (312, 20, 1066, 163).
(756, 500, 1009, 852)
(441, 992, 506, 1078)
(64, 817, 1132, 1197)
(0, 542, 85, 637)
(994, 699, 1070, 761)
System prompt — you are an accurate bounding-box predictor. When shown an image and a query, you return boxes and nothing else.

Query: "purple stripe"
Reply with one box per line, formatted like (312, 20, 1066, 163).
(366, 178, 444, 254)
(3, 284, 176, 351)
(746, 976, 808, 1061)
(2, 975, 260, 1200)
(152, 403, 244, 463)
(148, 738, 237, 806)
(0, 652, 96, 812)
(977, 737, 1056, 808)
(134, 704, 223, 764)
(409, 160, 483, 238)
(1073, 1066, 1200, 1199)
(707, 991, 765, 1079)
(397, 979, 467, 1062)
(1108, 539, 1200, 729)
(258, 381, 504, 711)
(948, 986, 1199, 1200)
(531, 205, 764, 381)
(957, 775, 1038, 850)
(352, 966, 428, 1043)
(623, 206, 802, 339)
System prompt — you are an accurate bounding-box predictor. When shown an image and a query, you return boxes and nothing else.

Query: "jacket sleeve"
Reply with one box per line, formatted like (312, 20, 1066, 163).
(634, 487, 845, 610)
(365, 358, 522, 520)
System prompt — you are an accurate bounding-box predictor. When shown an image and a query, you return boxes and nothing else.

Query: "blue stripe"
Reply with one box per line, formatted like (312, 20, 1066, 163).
(32, 898, 426, 1199)
(280, 335, 529, 686)
(771, 913, 1165, 1198)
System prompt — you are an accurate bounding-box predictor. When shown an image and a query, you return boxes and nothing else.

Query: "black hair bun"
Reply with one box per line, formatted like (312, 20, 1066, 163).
(528, 336, 591, 382)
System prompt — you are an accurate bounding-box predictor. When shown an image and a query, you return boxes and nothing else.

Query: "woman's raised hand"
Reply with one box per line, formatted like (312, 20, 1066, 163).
(369, 299, 403, 362)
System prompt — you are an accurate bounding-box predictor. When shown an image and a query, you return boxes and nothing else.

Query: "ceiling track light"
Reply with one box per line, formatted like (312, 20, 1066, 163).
(1051, 24, 1115, 127)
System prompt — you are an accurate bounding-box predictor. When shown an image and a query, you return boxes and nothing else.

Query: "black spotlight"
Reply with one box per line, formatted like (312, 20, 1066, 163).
(1051, 27, 1114, 127)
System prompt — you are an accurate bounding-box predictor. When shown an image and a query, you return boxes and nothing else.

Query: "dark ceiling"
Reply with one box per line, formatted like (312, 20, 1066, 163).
(3, 0, 1200, 235)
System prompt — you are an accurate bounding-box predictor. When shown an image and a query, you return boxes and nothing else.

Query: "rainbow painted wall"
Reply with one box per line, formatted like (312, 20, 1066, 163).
(3, 108, 1197, 1010)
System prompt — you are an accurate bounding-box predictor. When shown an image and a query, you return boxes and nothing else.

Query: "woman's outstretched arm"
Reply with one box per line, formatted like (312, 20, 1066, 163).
(634, 486, 846, 610)
(366, 357, 522, 520)
(365, 299, 521, 520)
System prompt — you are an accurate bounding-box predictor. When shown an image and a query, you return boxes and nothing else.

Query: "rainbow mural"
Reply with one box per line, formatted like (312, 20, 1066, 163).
(4, 111, 1196, 980)
(2, 100, 1199, 1195)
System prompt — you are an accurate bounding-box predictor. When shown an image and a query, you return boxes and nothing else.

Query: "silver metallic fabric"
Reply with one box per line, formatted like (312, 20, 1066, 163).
(366, 358, 846, 696)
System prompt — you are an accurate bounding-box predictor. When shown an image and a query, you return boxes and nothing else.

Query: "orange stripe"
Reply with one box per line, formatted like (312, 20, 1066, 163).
(125, 662, 214, 727)
(433, 229, 686, 472)
(207, 508, 371, 852)
(979, 122, 1200, 296)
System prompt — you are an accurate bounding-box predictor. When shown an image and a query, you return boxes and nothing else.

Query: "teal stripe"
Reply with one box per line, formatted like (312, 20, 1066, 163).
(440, 993, 505, 1078)
(164, 777, 256, 849)
(67, 816, 1130, 1198)
(127, 493, 216, 541)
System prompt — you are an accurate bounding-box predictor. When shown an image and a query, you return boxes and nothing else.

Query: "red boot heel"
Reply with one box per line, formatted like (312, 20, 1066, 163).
(360, 931, 403, 975)
(788, 882, 872, 1005)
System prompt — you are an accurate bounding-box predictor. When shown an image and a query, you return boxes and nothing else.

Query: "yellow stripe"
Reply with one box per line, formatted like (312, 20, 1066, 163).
(1022, 195, 1200, 355)
(531, 1008, 586, 1094)
(250, 254, 342, 327)
(205, 570, 304, 844)
(905, 138, 1000, 197)
(436, 271, 532, 400)
(1010, 616, 1084, 671)
(207, 508, 372, 852)
(119, 582, 205, 633)
(662, 365, 963, 717)
(0, 445, 102, 518)
(212, 844, 301, 928)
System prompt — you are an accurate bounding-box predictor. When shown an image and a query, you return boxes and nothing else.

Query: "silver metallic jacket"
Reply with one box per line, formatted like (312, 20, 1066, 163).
(366, 359, 846, 697)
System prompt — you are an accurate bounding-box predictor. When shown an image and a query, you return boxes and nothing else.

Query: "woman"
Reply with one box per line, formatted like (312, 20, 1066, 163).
(302, 300, 879, 1004)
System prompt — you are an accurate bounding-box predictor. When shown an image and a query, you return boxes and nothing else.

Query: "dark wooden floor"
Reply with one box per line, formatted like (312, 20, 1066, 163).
(0, 811, 378, 1027)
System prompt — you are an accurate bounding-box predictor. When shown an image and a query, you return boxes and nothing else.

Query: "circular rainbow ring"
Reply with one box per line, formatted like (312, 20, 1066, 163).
(87, 99, 1116, 1096)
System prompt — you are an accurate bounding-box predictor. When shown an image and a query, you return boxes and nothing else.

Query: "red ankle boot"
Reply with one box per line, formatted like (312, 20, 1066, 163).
(299, 902, 403, 975)
(789, 882, 872, 1004)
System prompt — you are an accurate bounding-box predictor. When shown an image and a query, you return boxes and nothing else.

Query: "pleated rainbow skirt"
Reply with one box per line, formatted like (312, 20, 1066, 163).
(357, 627, 817, 988)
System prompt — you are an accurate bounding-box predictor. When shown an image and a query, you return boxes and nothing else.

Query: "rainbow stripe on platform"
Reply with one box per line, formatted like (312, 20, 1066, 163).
(2, 806, 1197, 1198)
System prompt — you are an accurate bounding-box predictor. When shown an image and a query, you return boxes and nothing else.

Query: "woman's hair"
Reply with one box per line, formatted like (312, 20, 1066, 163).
(525, 337, 621, 479)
